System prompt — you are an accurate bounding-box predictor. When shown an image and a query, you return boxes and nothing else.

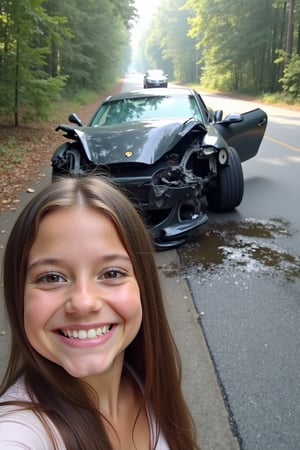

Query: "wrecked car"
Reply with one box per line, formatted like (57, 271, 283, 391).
(52, 87, 267, 249)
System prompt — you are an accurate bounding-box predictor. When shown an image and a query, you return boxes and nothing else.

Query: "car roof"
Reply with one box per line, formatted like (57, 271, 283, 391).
(146, 69, 165, 74)
(104, 87, 196, 102)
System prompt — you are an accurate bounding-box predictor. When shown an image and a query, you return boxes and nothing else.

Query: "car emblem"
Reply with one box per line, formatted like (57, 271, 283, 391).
(125, 151, 133, 158)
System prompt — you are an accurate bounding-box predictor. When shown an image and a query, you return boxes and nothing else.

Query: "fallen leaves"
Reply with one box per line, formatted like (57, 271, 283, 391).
(0, 83, 123, 214)
(0, 124, 61, 212)
(0, 122, 83, 212)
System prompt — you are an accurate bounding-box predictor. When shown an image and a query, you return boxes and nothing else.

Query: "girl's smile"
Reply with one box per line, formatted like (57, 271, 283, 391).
(55, 323, 116, 348)
(24, 206, 142, 379)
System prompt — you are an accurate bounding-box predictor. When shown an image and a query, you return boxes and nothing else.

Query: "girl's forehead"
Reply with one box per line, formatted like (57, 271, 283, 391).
(29, 206, 130, 259)
(36, 207, 115, 238)
(38, 206, 111, 228)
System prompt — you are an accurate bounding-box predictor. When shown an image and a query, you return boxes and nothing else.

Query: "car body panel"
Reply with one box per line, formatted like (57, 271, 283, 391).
(67, 119, 208, 165)
(214, 108, 268, 162)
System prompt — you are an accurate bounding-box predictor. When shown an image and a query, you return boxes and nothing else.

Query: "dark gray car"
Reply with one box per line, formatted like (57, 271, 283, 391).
(52, 88, 267, 249)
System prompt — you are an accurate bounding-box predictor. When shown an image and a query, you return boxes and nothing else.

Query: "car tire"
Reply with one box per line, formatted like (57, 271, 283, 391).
(207, 146, 244, 212)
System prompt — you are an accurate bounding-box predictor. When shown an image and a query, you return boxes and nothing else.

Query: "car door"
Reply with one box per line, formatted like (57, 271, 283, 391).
(214, 108, 268, 162)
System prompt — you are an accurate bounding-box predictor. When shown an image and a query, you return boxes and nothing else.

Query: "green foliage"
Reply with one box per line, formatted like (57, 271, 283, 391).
(183, 0, 300, 95)
(0, 139, 30, 171)
(133, 0, 300, 95)
(136, 0, 197, 83)
(279, 53, 300, 98)
(0, 140, 18, 158)
(71, 90, 101, 105)
(0, 0, 70, 124)
(261, 92, 287, 103)
(55, 0, 134, 92)
(21, 76, 68, 122)
(1, 0, 299, 124)
(0, 0, 135, 125)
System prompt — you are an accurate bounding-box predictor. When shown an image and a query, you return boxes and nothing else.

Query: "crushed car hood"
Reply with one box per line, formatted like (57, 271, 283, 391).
(74, 119, 207, 165)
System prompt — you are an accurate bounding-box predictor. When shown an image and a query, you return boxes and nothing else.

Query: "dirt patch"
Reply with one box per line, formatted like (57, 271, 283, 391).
(0, 82, 123, 213)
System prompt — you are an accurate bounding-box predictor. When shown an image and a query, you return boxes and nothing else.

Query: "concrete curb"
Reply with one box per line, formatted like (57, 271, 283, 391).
(156, 250, 240, 450)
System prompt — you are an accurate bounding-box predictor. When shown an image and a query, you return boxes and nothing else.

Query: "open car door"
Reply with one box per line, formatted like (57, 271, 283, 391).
(214, 108, 268, 162)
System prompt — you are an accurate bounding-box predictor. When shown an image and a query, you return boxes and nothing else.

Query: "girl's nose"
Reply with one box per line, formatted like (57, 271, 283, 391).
(65, 280, 102, 314)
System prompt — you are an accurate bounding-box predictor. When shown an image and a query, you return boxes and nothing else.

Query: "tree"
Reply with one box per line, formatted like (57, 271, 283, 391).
(0, 0, 69, 125)
(52, 0, 135, 92)
(279, 52, 300, 97)
(139, 0, 197, 83)
(273, 0, 300, 96)
(0, 0, 136, 125)
(186, 0, 277, 92)
(286, 0, 296, 59)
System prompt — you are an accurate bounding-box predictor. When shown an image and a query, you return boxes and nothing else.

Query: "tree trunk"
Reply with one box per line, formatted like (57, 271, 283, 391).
(14, 38, 20, 127)
(286, 0, 296, 60)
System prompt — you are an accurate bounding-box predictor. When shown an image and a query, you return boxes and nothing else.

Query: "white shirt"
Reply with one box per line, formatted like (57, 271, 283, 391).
(0, 375, 169, 449)
(0, 378, 65, 449)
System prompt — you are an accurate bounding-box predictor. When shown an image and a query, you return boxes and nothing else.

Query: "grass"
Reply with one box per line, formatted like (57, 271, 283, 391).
(185, 83, 300, 109)
(0, 139, 31, 172)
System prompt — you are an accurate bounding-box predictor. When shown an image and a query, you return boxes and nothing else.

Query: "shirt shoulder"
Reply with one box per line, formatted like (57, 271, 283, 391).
(0, 379, 65, 450)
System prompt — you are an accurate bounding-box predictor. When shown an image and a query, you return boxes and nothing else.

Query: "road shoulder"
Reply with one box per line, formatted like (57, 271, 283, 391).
(156, 249, 240, 450)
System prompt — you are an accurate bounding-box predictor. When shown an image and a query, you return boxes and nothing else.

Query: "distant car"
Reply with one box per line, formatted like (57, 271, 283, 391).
(144, 69, 168, 88)
(52, 87, 267, 249)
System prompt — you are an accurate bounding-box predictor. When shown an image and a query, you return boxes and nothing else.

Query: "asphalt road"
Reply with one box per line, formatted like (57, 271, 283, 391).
(1, 75, 299, 450)
(176, 93, 300, 449)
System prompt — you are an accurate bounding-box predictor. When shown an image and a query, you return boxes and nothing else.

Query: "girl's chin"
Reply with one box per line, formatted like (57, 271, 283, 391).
(64, 366, 109, 379)
(60, 356, 124, 379)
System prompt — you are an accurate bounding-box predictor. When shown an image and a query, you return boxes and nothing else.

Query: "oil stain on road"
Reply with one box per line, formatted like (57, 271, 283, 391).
(159, 217, 300, 284)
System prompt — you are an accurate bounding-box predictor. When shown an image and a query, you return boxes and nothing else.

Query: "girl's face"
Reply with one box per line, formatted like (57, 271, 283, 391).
(24, 206, 142, 379)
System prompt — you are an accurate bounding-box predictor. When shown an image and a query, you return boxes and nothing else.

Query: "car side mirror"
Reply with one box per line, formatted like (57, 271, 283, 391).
(68, 113, 83, 127)
(214, 109, 223, 122)
(221, 112, 243, 125)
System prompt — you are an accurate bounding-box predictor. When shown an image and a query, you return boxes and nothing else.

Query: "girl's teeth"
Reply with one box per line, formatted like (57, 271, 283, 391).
(79, 330, 87, 339)
(87, 329, 96, 338)
(62, 326, 111, 339)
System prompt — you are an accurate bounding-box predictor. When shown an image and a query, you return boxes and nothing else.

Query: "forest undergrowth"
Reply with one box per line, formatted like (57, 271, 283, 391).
(0, 83, 123, 213)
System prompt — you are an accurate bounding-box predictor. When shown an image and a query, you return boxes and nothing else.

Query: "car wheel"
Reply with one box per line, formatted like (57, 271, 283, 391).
(207, 147, 244, 212)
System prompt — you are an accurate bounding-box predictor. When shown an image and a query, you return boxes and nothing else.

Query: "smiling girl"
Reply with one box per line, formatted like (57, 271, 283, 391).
(0, 176, 200, 450)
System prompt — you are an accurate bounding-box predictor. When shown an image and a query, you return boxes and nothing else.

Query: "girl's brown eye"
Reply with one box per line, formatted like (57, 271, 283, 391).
(102, 269, 124, 280)
(38, 273, 66, 283)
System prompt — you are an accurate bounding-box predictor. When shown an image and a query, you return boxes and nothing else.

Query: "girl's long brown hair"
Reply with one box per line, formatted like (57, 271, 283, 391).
(0, 176, 200, 450)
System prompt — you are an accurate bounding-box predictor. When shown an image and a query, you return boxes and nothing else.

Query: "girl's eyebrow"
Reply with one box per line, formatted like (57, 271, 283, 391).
(27, 258, 62, 272)
(27, 254, 132, 272)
